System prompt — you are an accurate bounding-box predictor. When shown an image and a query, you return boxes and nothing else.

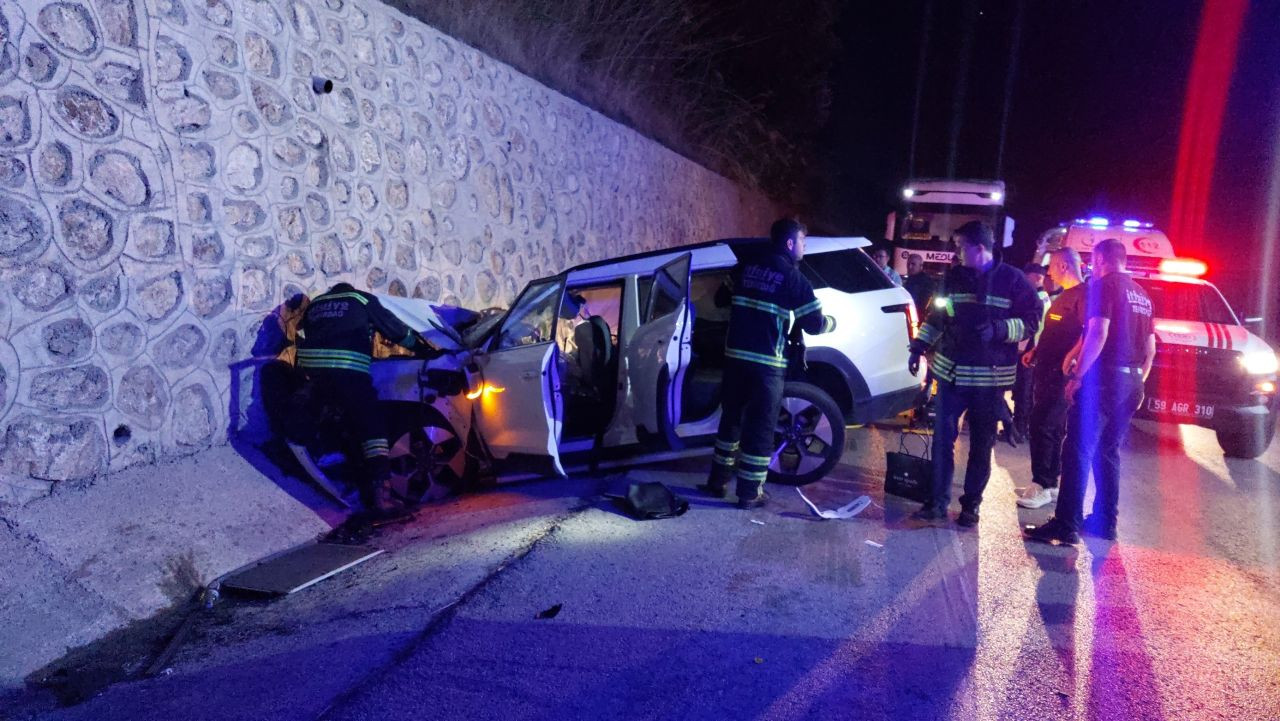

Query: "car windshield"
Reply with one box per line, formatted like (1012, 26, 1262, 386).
(800, 248, 894, 293)
(1134, 278, 1238, 325)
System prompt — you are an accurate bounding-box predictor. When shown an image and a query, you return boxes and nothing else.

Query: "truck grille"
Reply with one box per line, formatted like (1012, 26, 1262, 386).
(1145, 344, 1247, 404)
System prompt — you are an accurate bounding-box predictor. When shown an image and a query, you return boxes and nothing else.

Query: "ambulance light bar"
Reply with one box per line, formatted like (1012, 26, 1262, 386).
(1158, 258, 1208, 277)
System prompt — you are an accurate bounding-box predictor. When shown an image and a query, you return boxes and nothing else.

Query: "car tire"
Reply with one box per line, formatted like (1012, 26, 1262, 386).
(1216, 412, 1277, 459)
(384, 402, 470, 504)
(768, 382, 847, 486)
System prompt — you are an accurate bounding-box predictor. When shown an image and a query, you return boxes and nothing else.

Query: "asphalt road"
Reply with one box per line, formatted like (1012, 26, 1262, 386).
(10, 418, 1280, 721)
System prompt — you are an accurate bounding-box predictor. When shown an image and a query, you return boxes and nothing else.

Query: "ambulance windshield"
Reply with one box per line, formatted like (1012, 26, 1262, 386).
(1134, 279, 1237, 325)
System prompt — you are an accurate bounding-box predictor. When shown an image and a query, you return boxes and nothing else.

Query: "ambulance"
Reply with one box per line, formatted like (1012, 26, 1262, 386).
(1036, 218, 1278, 458)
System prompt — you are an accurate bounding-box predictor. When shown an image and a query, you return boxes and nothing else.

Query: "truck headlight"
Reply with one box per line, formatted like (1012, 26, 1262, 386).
(1240, 350, 1279, 375)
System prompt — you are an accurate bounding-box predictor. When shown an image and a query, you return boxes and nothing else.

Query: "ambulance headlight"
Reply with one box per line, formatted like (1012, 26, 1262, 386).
(1240, 350, 1279, 375)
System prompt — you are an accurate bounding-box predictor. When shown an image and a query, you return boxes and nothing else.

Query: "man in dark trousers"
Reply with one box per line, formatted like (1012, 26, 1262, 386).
(1016, 249, 1087, 509)
(1025, 239, 1155, 544)
(699, 218, 836, 508)
(298, 282, 426, 516)
(907, 221, 1041, 526)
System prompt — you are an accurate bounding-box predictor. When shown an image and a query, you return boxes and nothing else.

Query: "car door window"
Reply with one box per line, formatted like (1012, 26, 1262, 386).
(493, 279, 562, 351)
(646, 261, 686, 321)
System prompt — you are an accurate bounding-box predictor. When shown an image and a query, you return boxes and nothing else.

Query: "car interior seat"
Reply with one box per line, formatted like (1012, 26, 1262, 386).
(573, 316, 613, 394)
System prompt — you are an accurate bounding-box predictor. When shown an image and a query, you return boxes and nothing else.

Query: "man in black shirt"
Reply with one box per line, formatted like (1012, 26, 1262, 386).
(1016, 249, 1086, 509)
(1025, 239, 1155, 544)
(902, 253, 937, 319)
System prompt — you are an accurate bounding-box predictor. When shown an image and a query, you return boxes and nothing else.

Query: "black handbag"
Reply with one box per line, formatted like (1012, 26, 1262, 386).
(885, 430, 933, 503)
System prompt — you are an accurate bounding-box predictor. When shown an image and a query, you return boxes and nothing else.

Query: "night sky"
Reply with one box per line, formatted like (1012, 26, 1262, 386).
(818, 0, 1279, 325)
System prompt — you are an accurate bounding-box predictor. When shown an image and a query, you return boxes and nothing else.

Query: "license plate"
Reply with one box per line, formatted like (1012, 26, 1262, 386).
(1146, 397, 1214, 420)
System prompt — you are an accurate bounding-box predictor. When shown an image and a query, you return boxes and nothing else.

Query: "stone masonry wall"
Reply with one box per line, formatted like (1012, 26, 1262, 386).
(0, 0, 773, 504)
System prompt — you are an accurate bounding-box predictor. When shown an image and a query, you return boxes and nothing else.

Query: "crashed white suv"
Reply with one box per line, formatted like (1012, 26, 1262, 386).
(288, 237, 922, 504)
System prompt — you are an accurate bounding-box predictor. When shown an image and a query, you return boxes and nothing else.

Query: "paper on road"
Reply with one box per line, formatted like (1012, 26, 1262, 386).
(795, 488, 871, 520)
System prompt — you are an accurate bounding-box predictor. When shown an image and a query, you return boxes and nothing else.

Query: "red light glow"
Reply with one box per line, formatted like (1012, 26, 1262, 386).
(1159, 258, 1209, 277)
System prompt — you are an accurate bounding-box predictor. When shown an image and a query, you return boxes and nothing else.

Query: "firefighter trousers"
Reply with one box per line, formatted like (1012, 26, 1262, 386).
(708, 360, 784, 500)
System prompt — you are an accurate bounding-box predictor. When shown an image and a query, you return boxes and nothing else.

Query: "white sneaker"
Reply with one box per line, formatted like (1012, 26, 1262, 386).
(1017, 484, 1058, 509)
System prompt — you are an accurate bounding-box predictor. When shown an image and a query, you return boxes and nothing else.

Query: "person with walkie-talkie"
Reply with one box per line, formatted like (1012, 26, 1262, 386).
(907, 221, 1041, 527)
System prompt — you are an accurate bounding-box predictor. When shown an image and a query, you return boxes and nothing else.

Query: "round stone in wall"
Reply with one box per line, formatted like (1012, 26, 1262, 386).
(304, 192, 330, 225)
(250, 81, 291, 126)
(165, 93, 211, 134)
(440, 238, 461, 266)
(223, 199, 266, 232)
(239, 265, 272, 308)
(316, 234, 347, 276)
(476, 270, 497, 304)
(89, 150, 150, 206)
(202, 69, 240, 100)
(179, 142, 216, 180)
(37, 3, 101, 58)
(1, 414, 106, 481)
(58, 198, 116, 263)
(387, 278, 407, 297)
(155, 323, 206, 368)
(284, 249, 313, 277)
(244, 32, 279, 78)
(0, 95, 32, 147)
(154, 35, 191, 82)
(134, 271, 183, 321)
(366, 267, 386, 288)
(0, 155, 24, 187)
(191, 231, 224, 263)
(278, 206, 305, 243)
(304, 155, 329, 189)
(225, 143, 263, 192)
(118, 365, 168, 426)
(15, 263, 71, 311)
(43, 317, 93, 361)
(197, 0, 233, 27)
(413, 274, 441, 302)
(272, 136, 305, 167)
(191, 274, 231, 317)
(209, 328, 239, 366)
(23, 43, 61, 84)
(211, 34, 238, 67)
(394, 243, 415, 271)
(94, 62, 147, 107)
(355, 183, 378, 213)
(54, 86, 119, 139)
(30, 364, 109, 409)
(386, 178, 408, 211)
(358, 131, 381, 174)
(100, 320, 143, 355)
(36, 142, 72, 186)
(446, 136, 470, 182)
(80, 273, 121, 312)
(238, 234, 274, 259)
(128, 216, 174, 258)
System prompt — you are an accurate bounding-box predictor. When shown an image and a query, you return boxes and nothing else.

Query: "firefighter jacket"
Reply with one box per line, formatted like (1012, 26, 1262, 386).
(909, 262, 1040, 387)
(297, 284, 418, 374)
(724, 247, 836, 370)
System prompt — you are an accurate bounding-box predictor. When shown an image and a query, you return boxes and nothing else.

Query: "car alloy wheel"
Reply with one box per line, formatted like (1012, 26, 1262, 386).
(768, 381, 846, 486)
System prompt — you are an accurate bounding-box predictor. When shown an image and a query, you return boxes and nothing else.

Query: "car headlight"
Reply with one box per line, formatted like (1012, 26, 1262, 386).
(1240, 349, 1279, 375)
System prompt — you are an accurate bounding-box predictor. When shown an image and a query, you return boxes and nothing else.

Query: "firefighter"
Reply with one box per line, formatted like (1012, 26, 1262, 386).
(297, 282, 427, 516)
(907, 221, 1042, 526)
(699, 218, 836, 509)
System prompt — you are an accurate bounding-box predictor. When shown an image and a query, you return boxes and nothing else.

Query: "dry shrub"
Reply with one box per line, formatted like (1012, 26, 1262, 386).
(391, 0, 837, 205)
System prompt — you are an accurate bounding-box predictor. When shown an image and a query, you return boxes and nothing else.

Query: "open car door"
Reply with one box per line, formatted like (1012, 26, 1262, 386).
(472, 277, 566, 476)
(628, 253, 693, 445)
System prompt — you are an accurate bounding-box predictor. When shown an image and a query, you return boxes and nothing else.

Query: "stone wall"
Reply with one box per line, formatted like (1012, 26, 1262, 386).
(0, 0, 773, 504)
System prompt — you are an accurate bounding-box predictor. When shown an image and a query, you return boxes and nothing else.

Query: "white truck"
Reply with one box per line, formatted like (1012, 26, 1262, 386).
(885, 178, 1015, 277)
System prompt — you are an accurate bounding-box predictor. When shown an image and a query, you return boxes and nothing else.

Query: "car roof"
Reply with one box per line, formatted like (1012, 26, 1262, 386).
(564, 236, 870, 284)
